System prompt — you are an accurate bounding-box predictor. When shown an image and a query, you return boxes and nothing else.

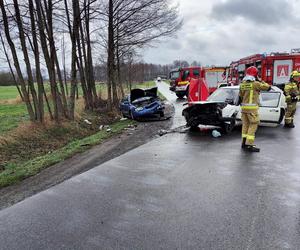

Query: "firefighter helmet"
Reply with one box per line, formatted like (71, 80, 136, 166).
(290, 70, 300, 79)
(246, 66, 258, 77)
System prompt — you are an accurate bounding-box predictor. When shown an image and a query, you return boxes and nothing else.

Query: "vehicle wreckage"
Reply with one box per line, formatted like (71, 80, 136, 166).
(120, 87, 165, 120)
(183, 81, 286, 133)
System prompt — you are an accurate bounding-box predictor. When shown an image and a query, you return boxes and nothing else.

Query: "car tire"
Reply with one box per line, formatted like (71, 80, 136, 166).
(278, 108, 285, 124)
(221, 121, 235, 134)
(159, 112, 164, 117)
(176, 93, 185, 98)
(129, 110, 134, 120)
(189, 126, 199, 132)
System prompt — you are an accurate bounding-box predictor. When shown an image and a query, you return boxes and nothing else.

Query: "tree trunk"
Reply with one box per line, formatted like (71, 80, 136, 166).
(0, 32, 24, 102)
(29, 0, 45, 122)
(84, 0, 99, 107)
(13, 0, 40, 121)
(0, 0, 35, 121)
(35, 0, 60, 121)
(107, 0, 116, 110)
(69, 0, 81, 119)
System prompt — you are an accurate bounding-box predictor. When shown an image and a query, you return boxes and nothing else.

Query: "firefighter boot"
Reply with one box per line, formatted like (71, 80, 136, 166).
(245, 145, 260, 153)
(241, 138, 246, 149)
(284, 123, 295, 128)
(290, 121, 295, 128)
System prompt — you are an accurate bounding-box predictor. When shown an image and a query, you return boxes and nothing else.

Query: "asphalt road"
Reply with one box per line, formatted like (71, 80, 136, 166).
(1, 82, 300, 250)
(156, 81, 186, 129)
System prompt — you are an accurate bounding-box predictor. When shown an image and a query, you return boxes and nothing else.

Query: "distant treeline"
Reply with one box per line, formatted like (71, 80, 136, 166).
(0, 71, 15, 86)
(0, 62, 174, 87)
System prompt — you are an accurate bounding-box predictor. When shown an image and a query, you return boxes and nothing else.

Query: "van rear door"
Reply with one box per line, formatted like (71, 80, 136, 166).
(273, 60, 293, 85)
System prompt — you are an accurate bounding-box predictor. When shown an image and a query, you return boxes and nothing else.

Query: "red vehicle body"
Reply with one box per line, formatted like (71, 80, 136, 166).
(169, 66, 201, 98)
(169, 66, 227, 98)
(228, 50, 300, 89)
(187, 78, 209, 103)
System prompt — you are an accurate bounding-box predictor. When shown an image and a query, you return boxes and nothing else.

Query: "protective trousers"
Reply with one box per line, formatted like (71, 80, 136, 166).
(241, 111, 259, 145)
(285, 103, 297, 125)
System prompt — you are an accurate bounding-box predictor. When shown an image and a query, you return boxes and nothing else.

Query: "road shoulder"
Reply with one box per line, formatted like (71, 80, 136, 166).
(0, 104, 174, 210)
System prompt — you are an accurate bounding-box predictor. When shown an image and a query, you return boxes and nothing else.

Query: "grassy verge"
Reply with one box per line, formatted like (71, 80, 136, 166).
(0, 86, 20, 100)
(0, 81, 155, 134)
(0, 104, 28, 134)
(0, 81, 157, 188)
(0, 119, 133, 188)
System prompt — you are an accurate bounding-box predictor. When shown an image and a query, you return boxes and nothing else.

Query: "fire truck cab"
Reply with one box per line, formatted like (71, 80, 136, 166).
(169, 66, 228, 98)
(228, 49, 300, 89)
(169, 66, 201, 98)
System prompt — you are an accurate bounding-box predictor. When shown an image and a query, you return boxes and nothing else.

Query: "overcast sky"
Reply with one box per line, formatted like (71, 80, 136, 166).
(143, 0, 300, 66)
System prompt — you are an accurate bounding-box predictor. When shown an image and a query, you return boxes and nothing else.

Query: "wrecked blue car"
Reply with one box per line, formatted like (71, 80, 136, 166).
(120, 87, 164, 120)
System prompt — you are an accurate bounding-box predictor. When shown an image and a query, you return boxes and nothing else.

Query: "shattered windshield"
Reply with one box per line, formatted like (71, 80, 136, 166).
(208, 88, 239, 104)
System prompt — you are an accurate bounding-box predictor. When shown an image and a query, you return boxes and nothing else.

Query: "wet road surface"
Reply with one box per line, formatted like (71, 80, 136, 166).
(0, 82, 300, 249)
(156, 81, 186, 129)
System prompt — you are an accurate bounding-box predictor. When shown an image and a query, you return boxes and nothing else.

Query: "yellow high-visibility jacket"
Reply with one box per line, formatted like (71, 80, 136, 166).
(239, 80, 271, 112)
(284, 81, 299, 104)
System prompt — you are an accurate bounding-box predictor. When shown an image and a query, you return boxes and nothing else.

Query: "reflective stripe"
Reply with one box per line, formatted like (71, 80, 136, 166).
(242, 134, 247, 138)
(285, 117, 293, 121)
(241, 103, 257, 106)
(178, 81, 189, 85)
(240, 83, 253, 91)
(247, 135, 255, 140)
(249, 89, 253, 104)
(241, 105, 258, 110)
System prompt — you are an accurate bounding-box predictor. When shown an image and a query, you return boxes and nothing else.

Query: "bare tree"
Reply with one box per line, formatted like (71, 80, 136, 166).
(0, 31, 23, 100)
(0, 0, 36, 121)
(103, 0, 182, 109)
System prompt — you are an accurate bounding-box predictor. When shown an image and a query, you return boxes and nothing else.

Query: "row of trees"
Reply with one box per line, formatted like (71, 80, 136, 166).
(0, 60, 190, 88)
(0, 0, 182, 123)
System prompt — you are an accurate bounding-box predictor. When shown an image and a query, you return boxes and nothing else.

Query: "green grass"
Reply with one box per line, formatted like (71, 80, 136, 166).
(0, 119, 133, 188)
(0, 86, 21, 100)
(0, 81, 155, 134)
(131, 81, 155, 89)
(0, 104, 28, 133)
(0, 81, 155, 100)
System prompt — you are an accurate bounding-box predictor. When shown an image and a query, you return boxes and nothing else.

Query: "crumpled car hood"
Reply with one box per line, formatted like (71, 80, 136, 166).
(130, 87, 158, 103)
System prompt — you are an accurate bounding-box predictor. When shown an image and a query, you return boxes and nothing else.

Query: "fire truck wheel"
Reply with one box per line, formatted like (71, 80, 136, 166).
(186, 86, 189, 98)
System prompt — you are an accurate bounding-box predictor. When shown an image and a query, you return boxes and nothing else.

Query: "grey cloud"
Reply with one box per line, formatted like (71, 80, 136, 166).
(211, 0, 293, 25)
(144, 0, 299, 66)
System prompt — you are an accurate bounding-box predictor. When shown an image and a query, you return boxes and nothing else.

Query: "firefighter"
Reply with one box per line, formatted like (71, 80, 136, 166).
(239, 66, 271, 152)
(284, 71, 300, 128)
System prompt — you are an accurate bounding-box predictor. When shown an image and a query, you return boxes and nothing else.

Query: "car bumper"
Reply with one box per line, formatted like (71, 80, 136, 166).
(175, 85, 188, 92)
(132, 104, 164, 118)
(182, 104, 235, 127)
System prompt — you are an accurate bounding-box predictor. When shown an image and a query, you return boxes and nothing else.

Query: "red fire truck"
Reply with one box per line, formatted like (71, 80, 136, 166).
(169, 66, 227, 98)
(228, 49, 300, 88)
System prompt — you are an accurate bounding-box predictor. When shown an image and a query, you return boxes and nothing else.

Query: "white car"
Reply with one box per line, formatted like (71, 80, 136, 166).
(182, 86, 287, 133)
(157, 77, 161, 82)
